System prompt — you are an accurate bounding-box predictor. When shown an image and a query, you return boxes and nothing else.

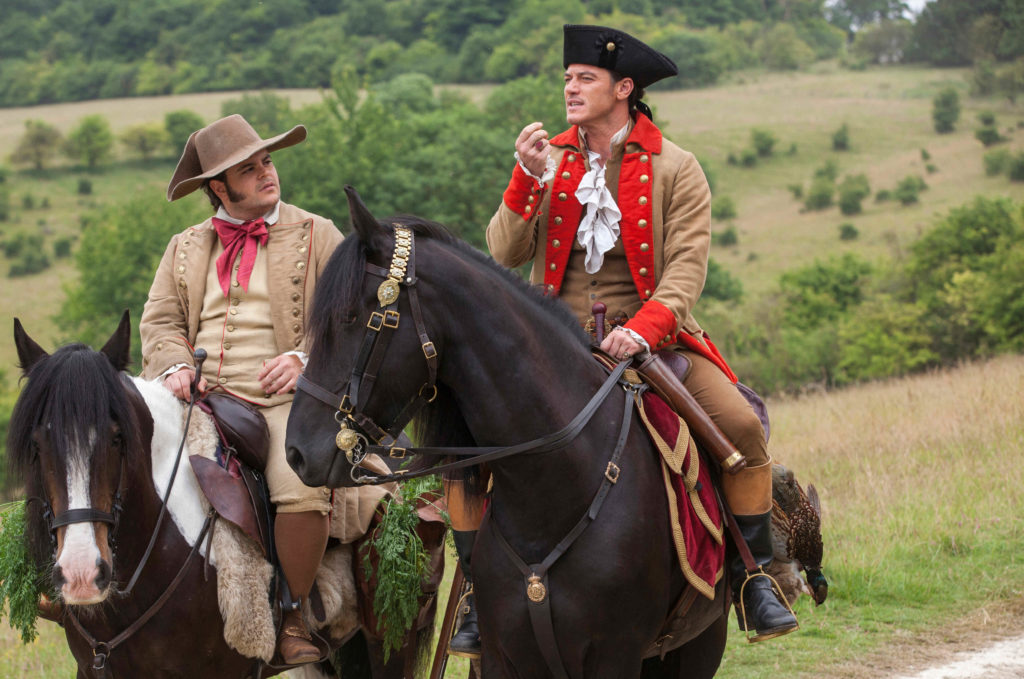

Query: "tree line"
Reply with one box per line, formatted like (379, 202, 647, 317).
(4, 0, 1023, 108)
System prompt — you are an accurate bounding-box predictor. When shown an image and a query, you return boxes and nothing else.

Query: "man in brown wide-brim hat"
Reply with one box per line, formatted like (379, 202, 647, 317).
(140, 114, 342, 665)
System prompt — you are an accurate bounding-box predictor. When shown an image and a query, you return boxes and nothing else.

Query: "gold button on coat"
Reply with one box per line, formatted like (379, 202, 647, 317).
(296, 262, 305, 270)
(639, 267, 648, 276)
(640, 243, 649, 252)
(638, 219, 648, 228)
(293, 324, 301, 333)
(552, 239, 561, 248)
(549, 263, 557, 271)
(561, 171, 571, 179)
(639, 196, 648, 205)
(640, 174, 649, 183)
(554, 216, 563, 225)
(567, 154, 576, 162)
(640, 154, 649, 163)
(558, 192, 568, 201)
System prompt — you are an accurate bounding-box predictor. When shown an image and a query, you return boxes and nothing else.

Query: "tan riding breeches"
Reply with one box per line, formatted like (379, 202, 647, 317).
(262, 402, 332, 514)
(678, 349, 769, 468)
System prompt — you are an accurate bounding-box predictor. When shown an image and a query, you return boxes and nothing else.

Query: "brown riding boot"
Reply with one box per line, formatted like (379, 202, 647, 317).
(275, 510, 329, 665)
(278, 608, 320, 665)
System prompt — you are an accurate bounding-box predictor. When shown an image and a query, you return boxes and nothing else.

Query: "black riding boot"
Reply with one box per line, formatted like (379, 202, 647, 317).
(731, 511, 798, 641)
(448, 529, 481, 659)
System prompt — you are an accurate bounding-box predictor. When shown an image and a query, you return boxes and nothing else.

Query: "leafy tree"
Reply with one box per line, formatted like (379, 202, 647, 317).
(931, 86, 959, 134)
(827, 0, 909, 34)
(119, 123, 168, 160)
(851, 18, 913, 63)
(779, 253, 873, 330)
(58, 193, 208, 366)
(906, 196, 1021, 358)
(221, 91, 291, 137)
(804, 176, 835, 210)
(63, 114, 114, 170)
(649, 32, 725, 90)
(893, 175, 926, 205)
(756, 23, 815, 70)
(835, 295, 936, 384)
(165, 110, 205, 154)
(10, 120, 63, 171)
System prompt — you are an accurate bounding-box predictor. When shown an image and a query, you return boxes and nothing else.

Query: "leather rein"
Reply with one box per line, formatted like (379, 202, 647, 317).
(295, 225, 635, 486)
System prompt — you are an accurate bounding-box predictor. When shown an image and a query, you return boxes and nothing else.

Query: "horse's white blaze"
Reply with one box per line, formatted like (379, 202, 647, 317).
(57, 429, 105, 604)
(132, 377, 214, 561)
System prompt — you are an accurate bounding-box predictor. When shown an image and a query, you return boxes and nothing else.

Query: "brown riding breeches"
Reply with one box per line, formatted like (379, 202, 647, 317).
(677, 349, 769, 468)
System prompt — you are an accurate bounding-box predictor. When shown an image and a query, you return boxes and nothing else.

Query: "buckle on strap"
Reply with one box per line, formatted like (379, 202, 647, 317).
(422, 341, 437, 359)
(383, 309, 400, 328)
(367, 311, 384, 331)
(605, 462, 620, 483)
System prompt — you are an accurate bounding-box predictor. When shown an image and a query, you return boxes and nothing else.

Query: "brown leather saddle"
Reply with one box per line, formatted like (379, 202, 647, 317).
(190, 393, 272, 556)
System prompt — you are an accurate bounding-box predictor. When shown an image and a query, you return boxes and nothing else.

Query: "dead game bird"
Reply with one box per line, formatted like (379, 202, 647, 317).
(767, 463, 828, 606)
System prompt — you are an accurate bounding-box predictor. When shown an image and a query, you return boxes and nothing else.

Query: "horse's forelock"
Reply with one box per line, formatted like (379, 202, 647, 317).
(7, 344, 144, 484)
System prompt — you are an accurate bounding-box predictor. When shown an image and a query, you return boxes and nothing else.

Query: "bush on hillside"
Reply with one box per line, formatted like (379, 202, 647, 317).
(814, 159, 839, 181)
(983, 149, 1011, 176)
(77, 179, 92, 195)
(8, 251, 50, 277)
(787, 183, 803, 199)
(1008, 152, 1024, 182)
(751, 128, 777, 157)
(740, 148, 758, 167)
(932, 87, 960, 134)
(832, 123, 850, 151)
(838, 223, 859, 241)
(704, 258, 743, 303)
(974, 111, 1004, 146)
(894, 175, 927, 205)
(712, 225, 739, 247)
(838, 174, 871, 215)
(711, 195, 737, 220)
(804, 176, 835, 211)
(53, 237, 73, 258)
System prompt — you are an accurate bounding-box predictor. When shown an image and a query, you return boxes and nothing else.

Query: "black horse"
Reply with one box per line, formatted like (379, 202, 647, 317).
(8, 313, 436, 679)
(286, 188, 730, 678)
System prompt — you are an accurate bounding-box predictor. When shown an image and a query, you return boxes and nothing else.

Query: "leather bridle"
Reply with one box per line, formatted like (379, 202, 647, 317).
(295, 225, 636, 486)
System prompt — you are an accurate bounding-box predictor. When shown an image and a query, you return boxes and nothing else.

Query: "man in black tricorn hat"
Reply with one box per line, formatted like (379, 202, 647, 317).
(480, 24, 799, 647)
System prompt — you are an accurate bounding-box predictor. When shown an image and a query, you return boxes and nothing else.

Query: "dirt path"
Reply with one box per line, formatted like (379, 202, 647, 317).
(892, 635, 1024, 679)
(820, 599, 1024, 679)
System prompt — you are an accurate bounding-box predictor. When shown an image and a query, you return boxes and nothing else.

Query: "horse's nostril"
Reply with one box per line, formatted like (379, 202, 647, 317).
(286, 446, 303, 471)
(95, 559, 111, 591)
(52, 565, 66, 589)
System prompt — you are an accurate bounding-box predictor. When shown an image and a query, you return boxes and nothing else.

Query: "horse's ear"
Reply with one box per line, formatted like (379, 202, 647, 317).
(344, 185, 386, 255)
(99, 310, 132, 372)
(13, 318, 49, 375)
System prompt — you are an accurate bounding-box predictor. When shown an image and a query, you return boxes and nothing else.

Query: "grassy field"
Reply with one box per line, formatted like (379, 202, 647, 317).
(4, 353, 1023, 677)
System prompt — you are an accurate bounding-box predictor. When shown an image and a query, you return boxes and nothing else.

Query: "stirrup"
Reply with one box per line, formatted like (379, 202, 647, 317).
(736, 568, 799, 643)
(447, 584, 481, 659)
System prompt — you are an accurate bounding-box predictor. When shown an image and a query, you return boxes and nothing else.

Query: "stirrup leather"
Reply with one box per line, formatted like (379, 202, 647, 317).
(736, 568, 799, 643)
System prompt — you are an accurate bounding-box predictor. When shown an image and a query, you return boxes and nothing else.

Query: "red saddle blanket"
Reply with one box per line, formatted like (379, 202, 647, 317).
(636, 390, 725, 600)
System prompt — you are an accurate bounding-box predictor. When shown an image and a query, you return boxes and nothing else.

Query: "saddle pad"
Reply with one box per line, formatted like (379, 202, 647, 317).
(636, 390, 725, 600)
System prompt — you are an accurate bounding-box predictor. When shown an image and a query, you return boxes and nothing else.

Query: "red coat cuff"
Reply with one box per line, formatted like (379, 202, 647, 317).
(625, 299, 678, 350)
(502, 163, 545, 220)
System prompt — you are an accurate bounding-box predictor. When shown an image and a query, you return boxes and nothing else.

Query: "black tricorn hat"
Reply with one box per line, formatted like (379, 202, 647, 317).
(563, 24, 678, 90)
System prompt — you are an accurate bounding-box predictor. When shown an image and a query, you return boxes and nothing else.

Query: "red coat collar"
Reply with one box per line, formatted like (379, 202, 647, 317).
(550, 114, 663, 154)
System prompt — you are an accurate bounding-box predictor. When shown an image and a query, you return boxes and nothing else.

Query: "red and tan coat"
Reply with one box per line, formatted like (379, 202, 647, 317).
(487, 115, 735, 379)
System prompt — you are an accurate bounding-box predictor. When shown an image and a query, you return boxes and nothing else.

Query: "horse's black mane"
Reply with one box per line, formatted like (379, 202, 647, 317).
(309, 214, 590, 493)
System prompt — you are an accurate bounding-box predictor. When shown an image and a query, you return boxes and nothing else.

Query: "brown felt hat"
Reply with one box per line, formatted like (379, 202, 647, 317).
(563, 24, 677, 90)
(166, 114, 306, 201)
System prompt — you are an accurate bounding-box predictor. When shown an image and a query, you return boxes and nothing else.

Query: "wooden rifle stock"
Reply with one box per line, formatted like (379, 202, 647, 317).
(636, 353, 747, 475)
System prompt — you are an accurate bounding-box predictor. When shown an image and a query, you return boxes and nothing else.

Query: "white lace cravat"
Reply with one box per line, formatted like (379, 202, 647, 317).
(574, 123, 629, 274)
(575, 159, 622, 274)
